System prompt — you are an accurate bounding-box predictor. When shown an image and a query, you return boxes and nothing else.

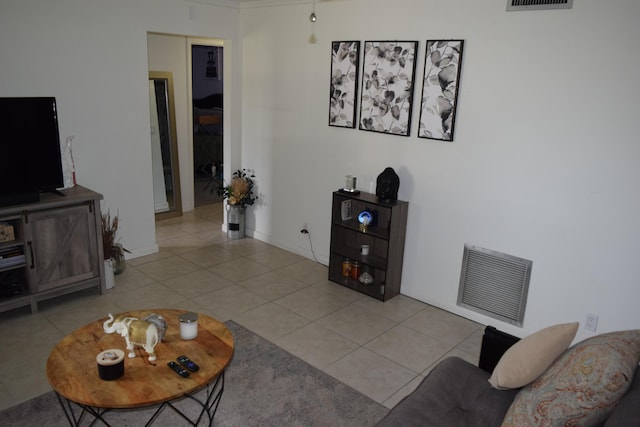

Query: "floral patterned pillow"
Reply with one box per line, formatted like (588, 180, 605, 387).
(501, 330, 640, 427)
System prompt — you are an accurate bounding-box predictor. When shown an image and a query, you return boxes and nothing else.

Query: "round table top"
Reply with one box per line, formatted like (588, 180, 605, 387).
(46, 309, 235, 408)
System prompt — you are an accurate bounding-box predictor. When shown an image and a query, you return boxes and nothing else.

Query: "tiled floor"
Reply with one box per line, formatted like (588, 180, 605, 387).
(0, 203, 484, 412)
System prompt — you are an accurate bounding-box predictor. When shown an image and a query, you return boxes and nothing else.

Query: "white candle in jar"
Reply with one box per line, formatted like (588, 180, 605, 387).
(179, 312, 198, 340)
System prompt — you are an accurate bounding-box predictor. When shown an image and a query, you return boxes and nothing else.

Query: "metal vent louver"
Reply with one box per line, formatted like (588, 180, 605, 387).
(507, 0, 572, 11)
(457, 244, 532, 327)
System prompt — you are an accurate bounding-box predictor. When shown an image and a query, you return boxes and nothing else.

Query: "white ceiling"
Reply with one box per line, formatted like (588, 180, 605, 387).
(191, 0, 309, 8)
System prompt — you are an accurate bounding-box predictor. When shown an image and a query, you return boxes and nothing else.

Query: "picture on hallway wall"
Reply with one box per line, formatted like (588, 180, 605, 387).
(418, 40, 464, 141)
(329, 41, 361, 128)
(359, 41, 418, 137)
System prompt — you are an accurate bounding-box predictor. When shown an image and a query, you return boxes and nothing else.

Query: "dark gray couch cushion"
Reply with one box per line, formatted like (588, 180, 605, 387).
(604, 368, 640, 426)
(376, 357, 518, 427)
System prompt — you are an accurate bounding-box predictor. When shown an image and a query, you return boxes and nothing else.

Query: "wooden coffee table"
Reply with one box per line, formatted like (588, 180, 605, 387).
(46, 309, 234, 426)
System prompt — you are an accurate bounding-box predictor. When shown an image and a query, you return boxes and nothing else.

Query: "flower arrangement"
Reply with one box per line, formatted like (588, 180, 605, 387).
(219, 169, 257, 207)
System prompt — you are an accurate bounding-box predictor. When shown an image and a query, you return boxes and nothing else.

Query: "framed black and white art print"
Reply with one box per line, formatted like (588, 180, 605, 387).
(329, 41, 360, 128)
(418, 40, 464, 141)
(359, 41, 418, 136)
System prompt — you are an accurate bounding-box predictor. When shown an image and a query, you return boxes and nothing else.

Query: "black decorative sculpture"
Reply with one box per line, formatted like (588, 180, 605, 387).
(376, 167, 400, 203)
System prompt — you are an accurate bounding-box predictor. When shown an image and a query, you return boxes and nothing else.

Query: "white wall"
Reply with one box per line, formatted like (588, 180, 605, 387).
(2, 0, 638, 341)
(239, 0, 640, 340)
(0, 0, 240, 257)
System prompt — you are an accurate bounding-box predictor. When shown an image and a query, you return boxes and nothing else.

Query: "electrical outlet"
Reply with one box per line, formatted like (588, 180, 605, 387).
(585, 313, 599, 332)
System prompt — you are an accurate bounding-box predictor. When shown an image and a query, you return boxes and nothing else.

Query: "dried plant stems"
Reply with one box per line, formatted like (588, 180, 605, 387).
(101, 210, 118, 260)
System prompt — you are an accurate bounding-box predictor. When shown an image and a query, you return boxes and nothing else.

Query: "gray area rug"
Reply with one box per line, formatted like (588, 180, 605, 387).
(0, 320, 388, 426)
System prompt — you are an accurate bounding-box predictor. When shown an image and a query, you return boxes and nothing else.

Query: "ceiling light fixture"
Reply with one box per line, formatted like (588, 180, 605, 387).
(309, 0, 317, 22)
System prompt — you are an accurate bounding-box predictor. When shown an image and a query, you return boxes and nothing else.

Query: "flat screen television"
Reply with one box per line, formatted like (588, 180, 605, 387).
(0, 97, 65, 207)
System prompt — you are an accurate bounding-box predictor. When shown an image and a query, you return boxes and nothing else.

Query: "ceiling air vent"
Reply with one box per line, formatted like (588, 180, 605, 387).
(507, 0, 573, 11)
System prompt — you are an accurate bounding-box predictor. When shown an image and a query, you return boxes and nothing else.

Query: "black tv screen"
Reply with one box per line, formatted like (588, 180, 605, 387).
(0, 97, 64, 207)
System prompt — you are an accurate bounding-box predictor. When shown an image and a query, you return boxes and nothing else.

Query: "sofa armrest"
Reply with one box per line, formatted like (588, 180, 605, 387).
(376, 357, 518, 427)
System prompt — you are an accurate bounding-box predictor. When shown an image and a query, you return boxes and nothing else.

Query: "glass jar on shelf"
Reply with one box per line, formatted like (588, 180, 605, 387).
(358, 265, 374, 285)
(350, 261, 361, 281)
(341, 258, 352, 277)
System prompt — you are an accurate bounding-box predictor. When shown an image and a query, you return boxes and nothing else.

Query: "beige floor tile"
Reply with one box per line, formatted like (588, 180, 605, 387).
(354, 294, 429, 322)
(178, 246, 240, 269)
(169, 217, 220, 235)
(110, 265, 157, 291)
(193, 228, 230, 246)
(237, 270, 309, 300)
(324, 347, 416, 403)
(192, 302, 236, 323)
(0, 344, 51, 382)
(0, 312, 63, 353)
(216, 237, 273, 256)
(207, 258, 272, 282)
(233, 302, 310, 342)
(135, 256, 201, 281)
(191, 203, 224, 223)
(456, 327, 484, 359)
(316, 303, 397, 345)
(402, 305, 482, 346)
(105, 281, 188, 312)
(275, 281, 362, 321)
(365, 325, 452, 373)
(275, 322, 359, 369)
(277, 259, 328, 285)
(155, 235, 213, 253)
(126, 248, 176, 266)
(155, 223, 188, 241)
(245, 246, 306, 269)
(193, 284, 268, 317)
(161, 269, 235, 299)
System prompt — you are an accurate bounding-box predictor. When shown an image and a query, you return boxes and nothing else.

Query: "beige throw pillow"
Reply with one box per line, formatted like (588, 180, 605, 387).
(488, 322, 579, 390)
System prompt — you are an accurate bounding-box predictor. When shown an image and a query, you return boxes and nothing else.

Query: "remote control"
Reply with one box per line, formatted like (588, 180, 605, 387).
(167, 361, 190, 378)
(177, 355, 200, 372)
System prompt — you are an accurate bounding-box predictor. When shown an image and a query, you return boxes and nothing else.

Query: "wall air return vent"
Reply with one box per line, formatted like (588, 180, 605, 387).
(457, 244, 532, 327)
(507, 0, 573, 11)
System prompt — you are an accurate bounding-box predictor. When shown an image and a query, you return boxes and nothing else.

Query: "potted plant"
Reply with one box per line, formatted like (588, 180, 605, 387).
(218, 169, 257, 239)
(101, 210, 118, 261)
(101, 210, 130, 287)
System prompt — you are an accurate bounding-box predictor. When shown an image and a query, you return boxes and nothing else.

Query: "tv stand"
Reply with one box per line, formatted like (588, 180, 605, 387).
(43, 188, 66, 197)
(0, 185, 105, 314)
(0, 191, 39, 208)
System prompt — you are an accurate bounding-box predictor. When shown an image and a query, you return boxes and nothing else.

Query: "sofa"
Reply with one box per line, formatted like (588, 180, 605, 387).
(376, 325, 640, 427)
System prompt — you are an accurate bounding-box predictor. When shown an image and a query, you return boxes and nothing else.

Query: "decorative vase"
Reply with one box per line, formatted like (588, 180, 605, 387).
(111, 244, 127, 275)
(104, 259, 115, 289)
(227, 204, 246, 239)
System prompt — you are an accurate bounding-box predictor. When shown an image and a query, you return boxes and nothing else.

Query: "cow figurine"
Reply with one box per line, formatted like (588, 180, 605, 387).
(103, 313, 159, 361)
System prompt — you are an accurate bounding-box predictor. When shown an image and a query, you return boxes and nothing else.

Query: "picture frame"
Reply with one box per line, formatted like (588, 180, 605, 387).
(329, 41, 360, 128)
(418, 40, 464, 141)
(359, 41, 418, 137)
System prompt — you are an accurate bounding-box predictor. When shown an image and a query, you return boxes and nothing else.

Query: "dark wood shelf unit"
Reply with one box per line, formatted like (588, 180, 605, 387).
(328, 190, 408, 301)
(0, 186, 105, 314)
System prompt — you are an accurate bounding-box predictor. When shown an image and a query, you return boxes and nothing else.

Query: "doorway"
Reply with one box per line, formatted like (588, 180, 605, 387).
(192, 44, 224, 207)
(147, 33, 226, 214)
